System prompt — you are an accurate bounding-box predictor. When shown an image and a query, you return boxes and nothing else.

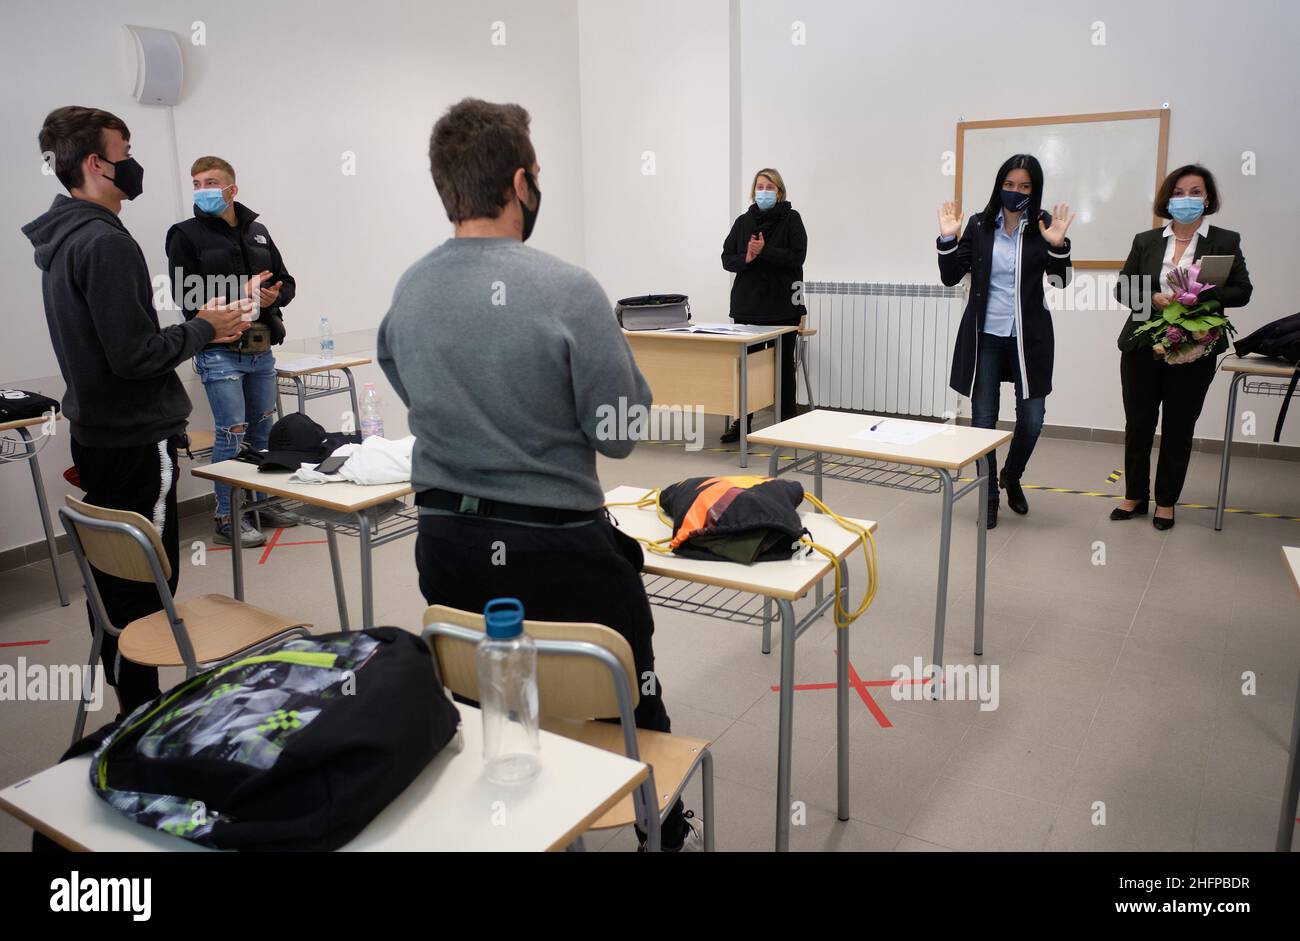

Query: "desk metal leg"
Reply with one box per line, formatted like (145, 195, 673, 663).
(325, 524, 350, 632)
(761, 598, 772, 655)
(775, 597, 798, 852)
(974, 457, 988, 657)
(229, 484, 245, 601)
(1277, 669, 1300, 852)
(1215, 372, 1245, 532)
(342, 367, 360, 427)
(814, 452, 824, 607)
(799, 337, 814, 408)
(932, 469, 955, 700)
(357, 510, 375, 628)
(295, 377, 307, 415)
(738, 345, 749, 468)
(767, 446, 782, 477)
(19, 427, 69, 606)
(773, 335, 783, 425)
(836, 569, 851, 822)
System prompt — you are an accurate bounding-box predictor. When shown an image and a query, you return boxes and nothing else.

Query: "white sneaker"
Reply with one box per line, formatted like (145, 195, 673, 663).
(213, 517, 267, 548)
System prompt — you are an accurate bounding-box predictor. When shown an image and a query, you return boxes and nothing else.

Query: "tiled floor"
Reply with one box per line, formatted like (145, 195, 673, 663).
(1, 423, 1297, 852)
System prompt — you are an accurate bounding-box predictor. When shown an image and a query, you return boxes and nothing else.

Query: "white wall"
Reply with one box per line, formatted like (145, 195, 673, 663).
(0, 0, 585, 553)
(739, 0, 1300, 440)
(577, 0, 734, 322)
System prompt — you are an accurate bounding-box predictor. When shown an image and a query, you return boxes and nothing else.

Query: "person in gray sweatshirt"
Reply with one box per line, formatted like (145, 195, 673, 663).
(379, 98, 698, 850)
(22, 107, 250, 717)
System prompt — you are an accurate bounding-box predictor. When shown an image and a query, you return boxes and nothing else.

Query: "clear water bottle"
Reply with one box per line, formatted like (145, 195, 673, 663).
(359, 383, 384, 439)
(476, 598, 540, 785)
(319, 316, 335, 360)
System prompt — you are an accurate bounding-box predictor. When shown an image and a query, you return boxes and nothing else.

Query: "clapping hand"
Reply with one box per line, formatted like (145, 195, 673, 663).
(746, 232, 765, 263)
(1039, 203, 1076, 247)
(245, 269, 282, 309)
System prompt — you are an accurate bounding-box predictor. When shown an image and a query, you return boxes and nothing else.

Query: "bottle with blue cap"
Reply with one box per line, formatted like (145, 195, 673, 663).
(476, 598, 540, 785)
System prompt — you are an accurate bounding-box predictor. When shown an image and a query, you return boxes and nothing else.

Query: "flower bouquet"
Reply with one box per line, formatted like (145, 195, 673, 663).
(1131, 263, 1234, 364)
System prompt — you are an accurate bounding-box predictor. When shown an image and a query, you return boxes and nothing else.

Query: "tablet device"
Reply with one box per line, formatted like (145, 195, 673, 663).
(1194, 254, 1235, 287)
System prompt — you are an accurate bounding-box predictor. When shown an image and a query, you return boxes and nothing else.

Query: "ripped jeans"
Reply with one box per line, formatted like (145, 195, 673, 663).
(194, 347, 278, 520)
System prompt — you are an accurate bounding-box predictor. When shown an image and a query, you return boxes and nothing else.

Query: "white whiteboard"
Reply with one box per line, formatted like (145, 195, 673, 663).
(958, 112, 1167, 267)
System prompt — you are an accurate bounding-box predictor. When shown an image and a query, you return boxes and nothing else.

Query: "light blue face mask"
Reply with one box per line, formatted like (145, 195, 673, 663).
(194, 186, 230, 215)
(1167, 196, 1205, 224)
(755, 190, 778, 211)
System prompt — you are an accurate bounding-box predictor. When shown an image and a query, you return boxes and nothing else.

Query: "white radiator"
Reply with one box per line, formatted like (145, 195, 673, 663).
(802, 281, 964, 419)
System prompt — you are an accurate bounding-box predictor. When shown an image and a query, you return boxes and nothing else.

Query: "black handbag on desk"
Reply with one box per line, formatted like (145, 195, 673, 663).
(0, 389, 59, 423)
(1234, 312, 1300, 441)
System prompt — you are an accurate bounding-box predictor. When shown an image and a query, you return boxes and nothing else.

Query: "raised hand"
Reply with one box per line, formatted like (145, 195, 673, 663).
(938, 201, 962, 239)
(1039, 203, 1076, 247)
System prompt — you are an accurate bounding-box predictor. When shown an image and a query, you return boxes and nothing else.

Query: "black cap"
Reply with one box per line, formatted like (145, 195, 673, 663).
(256, 413, 332, 472)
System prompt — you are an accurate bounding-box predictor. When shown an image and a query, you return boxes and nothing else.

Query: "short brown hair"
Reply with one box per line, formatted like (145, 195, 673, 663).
(428, 98, 536, 223)
(750, 168, 786, 202)
(190, 156, 236, 182)
(38, 106, 130, 191)
(1154, 163, 1220, 219)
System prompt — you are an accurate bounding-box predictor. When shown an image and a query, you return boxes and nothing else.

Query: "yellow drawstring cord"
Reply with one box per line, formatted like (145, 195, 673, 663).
(799, 493, 878, 629)
(606, 487, 879, 627)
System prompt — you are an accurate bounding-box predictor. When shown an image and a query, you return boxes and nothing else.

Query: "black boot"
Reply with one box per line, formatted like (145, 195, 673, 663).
(986, 503, 999, 530)
(999, 469, 1028, 515)
(720, 420, 741, 444)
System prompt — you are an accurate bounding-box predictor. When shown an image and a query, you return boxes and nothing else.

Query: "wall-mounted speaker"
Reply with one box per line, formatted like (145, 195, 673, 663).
(122, 25, 183, 106)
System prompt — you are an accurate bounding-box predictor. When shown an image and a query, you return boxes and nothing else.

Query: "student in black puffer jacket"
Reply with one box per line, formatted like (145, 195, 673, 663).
(720, 168, 807, 442)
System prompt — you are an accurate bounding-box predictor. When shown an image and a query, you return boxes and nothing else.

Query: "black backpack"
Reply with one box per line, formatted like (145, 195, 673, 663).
(1234, 312, 1300, 442)
(0, 389, 59, 423)
(88, 627, 459, 851)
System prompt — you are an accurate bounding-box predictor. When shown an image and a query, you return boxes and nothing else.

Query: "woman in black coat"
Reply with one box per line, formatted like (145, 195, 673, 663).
(936, 154, 1074, 529)
(720, 167, 806, 442)
(1111, 163, 1252, 531)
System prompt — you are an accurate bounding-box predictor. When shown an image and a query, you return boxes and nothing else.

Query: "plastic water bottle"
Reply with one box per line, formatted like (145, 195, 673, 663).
(319, 316, 334, 360)
(359, 383, 384, 440)
(476, 598, 540, 785)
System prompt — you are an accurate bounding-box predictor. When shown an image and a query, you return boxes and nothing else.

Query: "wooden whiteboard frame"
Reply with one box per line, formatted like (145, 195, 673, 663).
(954, 109, 1170, 269)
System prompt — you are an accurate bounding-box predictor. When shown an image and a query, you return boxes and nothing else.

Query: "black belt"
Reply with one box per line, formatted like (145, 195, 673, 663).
(416, 488, 604, 525)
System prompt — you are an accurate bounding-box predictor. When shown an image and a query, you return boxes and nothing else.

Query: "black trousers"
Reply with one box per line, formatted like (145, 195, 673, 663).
(733, 316, 800, 421)
(69, 436, 181, 714)
(415, 511, 688, 844)
(1120, 350, 1217, 507)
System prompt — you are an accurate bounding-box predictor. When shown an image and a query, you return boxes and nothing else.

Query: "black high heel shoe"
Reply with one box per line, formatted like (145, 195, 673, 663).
(1153, 507, 1175, 531)
(1110, 499, 1149, 521)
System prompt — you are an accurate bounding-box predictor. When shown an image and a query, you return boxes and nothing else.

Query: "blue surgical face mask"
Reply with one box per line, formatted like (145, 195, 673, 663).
(1167, 196, 1205, 224)
(194, 186, 231, 215)
(1000, 189, 1030, 213)
(755, 190, 778, 210)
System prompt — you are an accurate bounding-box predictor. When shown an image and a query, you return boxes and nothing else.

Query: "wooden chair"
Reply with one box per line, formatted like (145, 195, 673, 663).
(422, 605, 715, 852)
(59, 495, 311, 744)
(182, 429, 216, 463)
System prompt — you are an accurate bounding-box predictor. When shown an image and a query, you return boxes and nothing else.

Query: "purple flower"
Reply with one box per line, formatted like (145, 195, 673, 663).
(1165, 326, 1185, 345)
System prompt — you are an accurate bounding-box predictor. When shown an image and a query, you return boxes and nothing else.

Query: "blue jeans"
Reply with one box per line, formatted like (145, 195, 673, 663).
(194, 348, 278, 520)
(970, 333, 1045, 508)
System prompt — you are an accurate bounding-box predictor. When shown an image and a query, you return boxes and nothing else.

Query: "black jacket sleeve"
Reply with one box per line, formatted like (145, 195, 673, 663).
(81, 232, 214, 379)
(1114, 232, 1150, 315)
(1041, 212, 1073, 287)
(757, 211, 807, 271)
(937, 217, 974, 286)
(264, 230, 296, 308)
(164, 224, 203, 319)
(721, 216, 749, 274)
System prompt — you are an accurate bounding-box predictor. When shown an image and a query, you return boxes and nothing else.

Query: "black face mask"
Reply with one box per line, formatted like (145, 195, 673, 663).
(97, 154, 144, 201)
(520, 170, 541, 241)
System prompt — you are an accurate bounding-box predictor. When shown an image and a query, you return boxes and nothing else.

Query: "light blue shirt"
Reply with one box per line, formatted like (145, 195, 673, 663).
(984, 210, 1024, 337)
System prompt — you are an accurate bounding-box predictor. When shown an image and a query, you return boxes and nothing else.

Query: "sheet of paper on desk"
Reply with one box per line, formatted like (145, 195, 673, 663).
(655, 323, 768, 335)
(850, 421, 945, 446)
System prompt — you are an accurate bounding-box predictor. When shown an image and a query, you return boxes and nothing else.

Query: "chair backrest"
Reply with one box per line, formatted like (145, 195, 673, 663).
(421, 604, 641, 721)
(61, 495, 172, 583)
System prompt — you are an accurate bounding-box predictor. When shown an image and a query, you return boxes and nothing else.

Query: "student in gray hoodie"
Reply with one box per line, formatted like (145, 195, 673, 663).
(22, 106, 250, 716)
(379, 98, 699, 850)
